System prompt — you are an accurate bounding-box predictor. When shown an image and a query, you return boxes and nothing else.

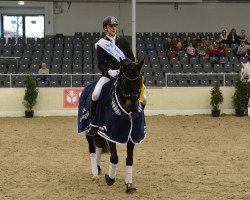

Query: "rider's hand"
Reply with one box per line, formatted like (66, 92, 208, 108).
(108, 70, 119, 78)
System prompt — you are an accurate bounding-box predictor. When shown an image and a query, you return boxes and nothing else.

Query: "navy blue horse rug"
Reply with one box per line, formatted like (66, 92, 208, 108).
(77, 79, 147, 144)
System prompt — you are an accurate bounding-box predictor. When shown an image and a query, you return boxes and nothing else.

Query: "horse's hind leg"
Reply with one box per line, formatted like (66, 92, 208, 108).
(85, 135, 99, 180)
(94, 133, 108, 175)
(125, 140, 137, 194)
(105, 141, 118, 186)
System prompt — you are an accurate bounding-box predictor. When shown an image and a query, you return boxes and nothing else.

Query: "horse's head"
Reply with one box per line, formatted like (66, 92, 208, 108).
(116, 58, 144, 113)
(241, 61, 250, 81)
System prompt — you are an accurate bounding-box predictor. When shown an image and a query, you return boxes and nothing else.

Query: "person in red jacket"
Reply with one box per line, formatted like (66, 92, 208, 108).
(215, 42, 227, 58)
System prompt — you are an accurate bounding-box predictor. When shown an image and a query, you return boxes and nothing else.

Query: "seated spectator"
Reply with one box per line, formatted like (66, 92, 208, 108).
(36, 63, 50, 82)
(219, 29, 227, 44)
(163, 37, 172, 51)
(173, 36, 184, 53)
(238, 29, 250, 45)
(238, 29, 247, 43)
(206, 44, 216, 58)
(197, 42, 207, 57)
(193, 35, 202, 48)
(227, 28, 239, 48)
(184, 36, 192, 48)
(204, 35, 213, 48)
(236, 42, 247, 57)
(185, 42, 196, 57)
(215, 42, 227, 58)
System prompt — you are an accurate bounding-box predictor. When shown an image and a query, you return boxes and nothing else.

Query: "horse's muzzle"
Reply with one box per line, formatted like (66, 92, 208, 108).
(126, 99, 139, 113)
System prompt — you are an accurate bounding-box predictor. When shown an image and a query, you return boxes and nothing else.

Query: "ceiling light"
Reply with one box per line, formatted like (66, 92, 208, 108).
(18, 1, 25, 6)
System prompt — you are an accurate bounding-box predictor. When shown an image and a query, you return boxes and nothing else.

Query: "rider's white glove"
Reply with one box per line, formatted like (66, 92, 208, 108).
(108, 70, 119, 78)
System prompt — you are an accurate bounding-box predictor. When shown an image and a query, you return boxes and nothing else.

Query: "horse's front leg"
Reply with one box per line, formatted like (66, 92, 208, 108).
(125, 139, 137, 194)
(105, 141, 118, 186)
(85, 135, 99, 181)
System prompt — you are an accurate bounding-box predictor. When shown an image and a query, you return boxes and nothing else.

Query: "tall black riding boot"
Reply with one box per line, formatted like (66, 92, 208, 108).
(86, 100, 98, 136)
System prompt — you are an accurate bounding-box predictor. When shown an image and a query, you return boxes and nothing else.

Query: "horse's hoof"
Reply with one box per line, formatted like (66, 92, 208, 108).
(98, 165, 102, 175)
(92, 175, 99, 183)
(125, 183, 137, 194)
(105, 174, 115, 186)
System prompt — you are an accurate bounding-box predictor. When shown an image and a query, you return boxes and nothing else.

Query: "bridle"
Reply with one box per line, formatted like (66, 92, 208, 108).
(115, 61, 142, 111)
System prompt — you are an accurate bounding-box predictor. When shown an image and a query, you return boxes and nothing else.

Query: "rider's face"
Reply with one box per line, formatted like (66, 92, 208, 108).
(106, 24, 118, 37)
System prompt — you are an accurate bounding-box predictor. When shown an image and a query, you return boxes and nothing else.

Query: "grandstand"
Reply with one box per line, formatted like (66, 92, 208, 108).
(0, 0, 249, 116)
(0, 31, 246, 88)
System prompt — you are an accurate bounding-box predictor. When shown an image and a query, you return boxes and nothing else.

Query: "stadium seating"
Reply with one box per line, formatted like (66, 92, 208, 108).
(0, 31, 246, 88)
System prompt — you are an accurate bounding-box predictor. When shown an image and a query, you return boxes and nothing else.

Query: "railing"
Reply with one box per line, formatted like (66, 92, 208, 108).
(0, 72, 240, 88)
(0, 73, 101, 88)
(165, 72, 239, 87)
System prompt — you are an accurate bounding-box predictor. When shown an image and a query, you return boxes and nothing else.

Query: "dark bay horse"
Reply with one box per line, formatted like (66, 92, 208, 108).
(77, 58, 146, 193)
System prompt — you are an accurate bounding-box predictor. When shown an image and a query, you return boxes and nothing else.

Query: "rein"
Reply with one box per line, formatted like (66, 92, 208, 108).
(113, 70, 142, 112)
(116, 72, 142, 99)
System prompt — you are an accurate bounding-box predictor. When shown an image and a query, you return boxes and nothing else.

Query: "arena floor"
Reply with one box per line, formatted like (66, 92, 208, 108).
(0, 115, 249, 200)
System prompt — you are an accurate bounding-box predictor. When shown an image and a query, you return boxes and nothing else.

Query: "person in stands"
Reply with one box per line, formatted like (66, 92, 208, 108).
(36, 62, 50, 82)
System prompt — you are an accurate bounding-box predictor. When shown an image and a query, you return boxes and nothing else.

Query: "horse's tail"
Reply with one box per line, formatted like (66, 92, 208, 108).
(101, 139, 110, 154)
(94, 133, 110, 154)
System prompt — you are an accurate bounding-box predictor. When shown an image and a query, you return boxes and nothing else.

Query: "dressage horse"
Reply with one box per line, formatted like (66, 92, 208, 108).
(241, 61, 250, 117)
(78, 58, 146, 193)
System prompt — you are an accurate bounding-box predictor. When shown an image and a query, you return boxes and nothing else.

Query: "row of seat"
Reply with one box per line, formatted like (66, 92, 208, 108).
(142, 55, 249, 65)
(136, 31, 221, 39)
(0, 31, 221, 45)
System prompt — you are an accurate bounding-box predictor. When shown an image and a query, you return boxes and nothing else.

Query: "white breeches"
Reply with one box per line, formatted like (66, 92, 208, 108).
(92, 77, 110, 101)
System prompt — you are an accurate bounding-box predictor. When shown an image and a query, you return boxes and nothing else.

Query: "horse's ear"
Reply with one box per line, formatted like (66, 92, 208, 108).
(137, 57, 144, 71)
(119, 57, 124, 68)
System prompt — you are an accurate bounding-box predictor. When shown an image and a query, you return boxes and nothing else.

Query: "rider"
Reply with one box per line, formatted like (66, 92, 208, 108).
(86, 16, 135, 135)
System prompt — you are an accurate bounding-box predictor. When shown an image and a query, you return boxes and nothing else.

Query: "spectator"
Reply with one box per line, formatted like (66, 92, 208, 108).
(227, 28, 239, 47)
(204, 35, 213, 48)
(173, 36, 184, 53)
(184, 36, 192, 48)
(163, 37, 172, 51)
(206, 44, 216, 58)
(238, 29, 250, 45)
(238, 29, 247, 43)
(197, 42, 207, 57)
(193, 35, 202, 48)
(36, 62, 50, 81)
(215, 42, 227, 58)
(219, 29, 227, 44)
(236, 42, 248, 57)
(185, 42, 196, 57)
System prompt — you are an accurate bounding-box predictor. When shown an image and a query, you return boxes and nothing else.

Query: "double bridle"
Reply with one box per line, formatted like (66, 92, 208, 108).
(115, 64, 142, 111)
